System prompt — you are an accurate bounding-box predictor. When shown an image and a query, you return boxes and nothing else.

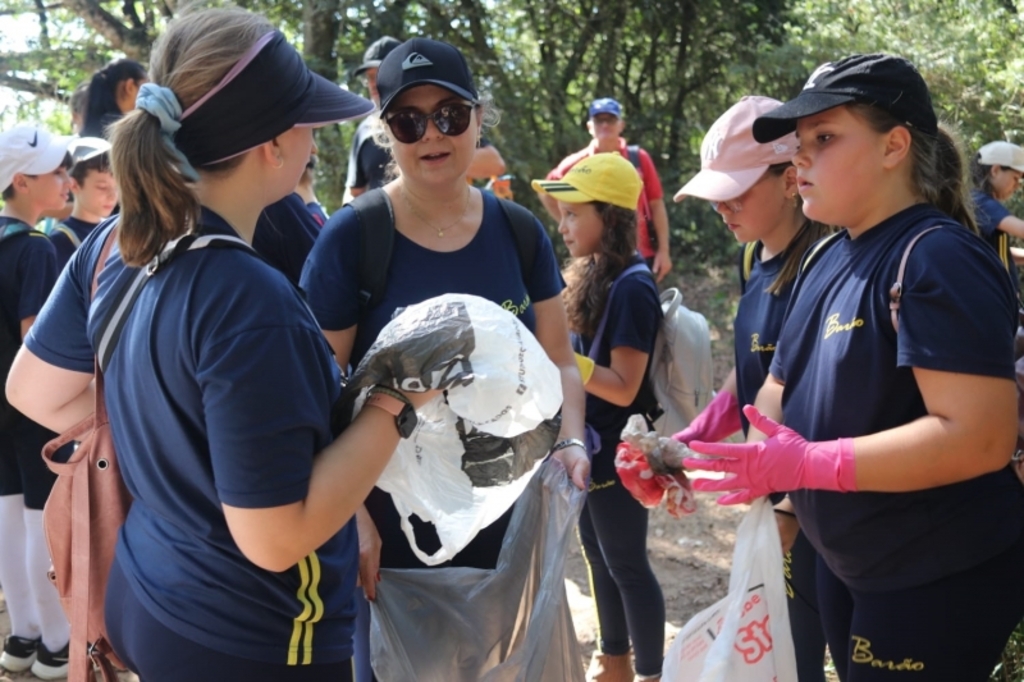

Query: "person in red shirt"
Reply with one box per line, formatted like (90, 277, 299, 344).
(538, 97, 672, 281)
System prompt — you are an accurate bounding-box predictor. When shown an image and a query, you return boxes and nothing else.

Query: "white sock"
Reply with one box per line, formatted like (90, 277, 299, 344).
(0, 494, 40, 640)
(23, 509, 69, 652)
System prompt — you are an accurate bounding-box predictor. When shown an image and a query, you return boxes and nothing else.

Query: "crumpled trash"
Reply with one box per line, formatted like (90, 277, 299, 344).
(614, 414, 697, 517)
(335, 293, 564, 565)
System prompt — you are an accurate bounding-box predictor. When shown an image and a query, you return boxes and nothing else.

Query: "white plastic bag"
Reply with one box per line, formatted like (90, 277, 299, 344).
(663, 498, 797, 682)
(345, 294, 564, 565)
(369, 458, 587, 682)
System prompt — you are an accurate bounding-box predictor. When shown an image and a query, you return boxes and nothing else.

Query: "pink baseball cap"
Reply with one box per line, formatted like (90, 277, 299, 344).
(674, 96, 797, 203)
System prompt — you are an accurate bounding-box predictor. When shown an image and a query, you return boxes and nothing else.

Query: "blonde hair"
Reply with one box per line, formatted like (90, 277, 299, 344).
(110, 7, 274, 266)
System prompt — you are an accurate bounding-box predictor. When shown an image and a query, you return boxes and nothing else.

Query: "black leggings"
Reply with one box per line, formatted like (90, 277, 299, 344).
(817, 530, 1024, 681)
(785, 530, 827, 682)
(106, 559, 353, 682)
(578, 437, 665, 677)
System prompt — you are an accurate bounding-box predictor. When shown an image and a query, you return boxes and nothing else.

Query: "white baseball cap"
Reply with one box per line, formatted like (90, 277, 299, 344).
(0, 125, 74, 191)
(978, 141, 1024, 173)
(68, 137, 112, 165)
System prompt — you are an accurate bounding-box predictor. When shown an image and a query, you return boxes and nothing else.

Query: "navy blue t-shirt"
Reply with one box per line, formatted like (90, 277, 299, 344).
(573, 260, 662, 445)
(26, 211, 357, 665)
(252, 193, 322, 286)
(734, 243, 792, 435)
(345, 117, 391, 191)
(972, 189, 1019, 293)
(50, 216, 99, 273)
(771, 203, 1024, 592)
(301, 191, 565, 368)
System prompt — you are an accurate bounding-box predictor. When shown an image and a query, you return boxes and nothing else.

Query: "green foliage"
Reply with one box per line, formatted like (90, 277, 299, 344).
(993, 619, 1024, 681)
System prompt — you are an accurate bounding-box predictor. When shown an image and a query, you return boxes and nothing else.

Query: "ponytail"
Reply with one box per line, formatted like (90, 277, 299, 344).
(109, 111, 198, 266)
(768, 217, 833, 295)
(849, 104, 977, 234)
(107, 7, 274, 266)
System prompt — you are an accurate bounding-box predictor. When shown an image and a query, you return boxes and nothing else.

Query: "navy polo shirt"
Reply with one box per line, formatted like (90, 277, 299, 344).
(252, 193, 323, 286)
(734, 243, 792, 435)
(972, 189, 1019, 293)
(50, 216, 99, 273)
(0, 217, 56, 335)
(771, 203, 1024, 592)
(26, 210, 356, 665)
(300, 191, 564, 368)
(573, 259, 662, 444)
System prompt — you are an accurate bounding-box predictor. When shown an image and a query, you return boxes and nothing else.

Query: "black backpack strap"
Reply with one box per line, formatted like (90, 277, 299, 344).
(626, 145, 641, 170)
(497, 198, 538, 286)
(95, 234, 256, 373)
(351, 189, 395, 311)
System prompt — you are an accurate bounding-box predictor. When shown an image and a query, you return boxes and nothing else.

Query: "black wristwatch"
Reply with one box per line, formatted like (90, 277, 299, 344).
(366, 385, 418, 438)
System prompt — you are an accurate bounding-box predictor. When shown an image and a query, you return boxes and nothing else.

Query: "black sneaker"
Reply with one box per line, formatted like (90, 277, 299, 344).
(30, 640, 68, 680)
(0, 634, 40, 672)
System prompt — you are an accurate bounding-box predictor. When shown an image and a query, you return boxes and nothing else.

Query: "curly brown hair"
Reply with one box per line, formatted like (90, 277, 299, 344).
(562, 201, 639, 338)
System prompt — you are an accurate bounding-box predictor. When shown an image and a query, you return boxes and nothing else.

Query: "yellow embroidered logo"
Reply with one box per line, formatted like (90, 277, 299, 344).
(588, 479, 616, 493)
(501, 293, 531, 317)
(750, 333, 776, 353)
(823, 313, 864, 339)
(851, 636, 925, 671)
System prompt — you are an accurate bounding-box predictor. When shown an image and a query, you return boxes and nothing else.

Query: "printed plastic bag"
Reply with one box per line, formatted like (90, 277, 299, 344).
(369, 458, 587, 682)
(341, 294, 564, 565)
(663, 498, 797, 682)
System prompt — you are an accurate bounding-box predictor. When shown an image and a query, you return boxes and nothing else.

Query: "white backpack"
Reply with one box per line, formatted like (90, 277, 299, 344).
(589, 265, 714, 437)
(649, 287, 713, 436)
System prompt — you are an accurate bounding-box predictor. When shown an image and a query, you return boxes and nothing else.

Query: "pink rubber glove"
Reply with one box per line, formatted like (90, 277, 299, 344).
(683, 405, 857, 505)
(672, 390, 742, 444)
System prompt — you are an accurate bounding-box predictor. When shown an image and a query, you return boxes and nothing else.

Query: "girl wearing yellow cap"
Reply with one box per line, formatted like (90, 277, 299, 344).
(534, 153, 665, 682)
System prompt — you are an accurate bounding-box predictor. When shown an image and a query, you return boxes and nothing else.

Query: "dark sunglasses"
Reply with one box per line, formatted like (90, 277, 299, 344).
(385, 102, 475, 144)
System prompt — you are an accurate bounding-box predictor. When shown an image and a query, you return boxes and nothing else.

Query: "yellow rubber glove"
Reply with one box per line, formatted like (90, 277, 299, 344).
(574, 352, 595, 385)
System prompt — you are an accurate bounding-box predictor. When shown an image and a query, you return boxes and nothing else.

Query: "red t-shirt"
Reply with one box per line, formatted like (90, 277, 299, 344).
(546, 138, 664, 258)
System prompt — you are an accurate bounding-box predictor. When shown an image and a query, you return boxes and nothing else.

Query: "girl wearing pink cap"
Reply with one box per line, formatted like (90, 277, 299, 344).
(673, 95, 831, 682)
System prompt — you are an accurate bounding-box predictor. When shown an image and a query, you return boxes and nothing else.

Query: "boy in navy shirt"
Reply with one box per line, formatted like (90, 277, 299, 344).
(0, 124, 72, 680)
(49, 136, 117, 271)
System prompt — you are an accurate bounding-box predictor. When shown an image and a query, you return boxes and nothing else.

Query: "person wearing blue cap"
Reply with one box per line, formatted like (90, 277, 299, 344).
(7, 8, 428, 680)
(538, 97, 672, 282)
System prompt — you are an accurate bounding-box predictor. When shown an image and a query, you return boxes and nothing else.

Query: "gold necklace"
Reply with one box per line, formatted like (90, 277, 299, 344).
(402, 186, 471, 238)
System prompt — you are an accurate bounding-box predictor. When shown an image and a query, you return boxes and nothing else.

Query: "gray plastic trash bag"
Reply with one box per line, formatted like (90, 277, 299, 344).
(338, 294, 564, 565)
(369, 458, 587, 682)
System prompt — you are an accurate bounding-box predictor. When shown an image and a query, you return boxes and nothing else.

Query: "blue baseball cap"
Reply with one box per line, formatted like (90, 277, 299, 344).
(588, 97, 622, 119)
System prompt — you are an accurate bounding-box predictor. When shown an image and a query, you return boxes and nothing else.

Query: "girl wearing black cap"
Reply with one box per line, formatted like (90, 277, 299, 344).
(7, 8, 426, 681)
(684, 54, 1024, 681)
(301, 36, 589, 673)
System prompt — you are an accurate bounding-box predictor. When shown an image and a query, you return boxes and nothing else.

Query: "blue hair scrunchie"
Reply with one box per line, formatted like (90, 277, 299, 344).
(135, 82, 200, 181)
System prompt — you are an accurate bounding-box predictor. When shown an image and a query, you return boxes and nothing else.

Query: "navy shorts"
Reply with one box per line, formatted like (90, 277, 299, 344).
(106, 559, 354, 682)
(0, 419, 60, 509)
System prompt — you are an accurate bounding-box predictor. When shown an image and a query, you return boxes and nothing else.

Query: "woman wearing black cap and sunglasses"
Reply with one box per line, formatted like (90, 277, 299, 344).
(7, 8, 438, 681)
(301, 36, 590, 673)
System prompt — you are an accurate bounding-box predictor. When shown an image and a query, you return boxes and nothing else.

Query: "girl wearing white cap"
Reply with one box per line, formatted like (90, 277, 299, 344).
(672, 95, 831, 682)
(534, 153, 665, 682)
(684, 54, 1024, 681)
(970, 140, 1024, 292)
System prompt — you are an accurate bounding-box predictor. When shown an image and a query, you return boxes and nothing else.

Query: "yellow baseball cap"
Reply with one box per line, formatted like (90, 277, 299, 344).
(532, 153, 642, 210)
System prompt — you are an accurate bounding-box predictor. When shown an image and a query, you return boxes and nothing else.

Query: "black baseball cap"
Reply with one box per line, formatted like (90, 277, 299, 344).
(376, 38, 478, 115)
(353, 36, 401, 76)
(752, 53, 938, 143)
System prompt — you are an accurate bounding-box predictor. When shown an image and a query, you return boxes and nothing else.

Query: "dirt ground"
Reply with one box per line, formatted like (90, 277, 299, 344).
(0, 268, 794, 681)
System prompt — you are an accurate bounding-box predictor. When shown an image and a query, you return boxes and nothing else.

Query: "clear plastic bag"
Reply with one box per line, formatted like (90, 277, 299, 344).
(662, 498, 797, 681)
(368, 458, 587, 682)
(340, 294, 564, 565)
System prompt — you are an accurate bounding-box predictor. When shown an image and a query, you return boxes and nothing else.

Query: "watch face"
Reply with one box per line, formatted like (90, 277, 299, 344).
(397, 404, 418, 439)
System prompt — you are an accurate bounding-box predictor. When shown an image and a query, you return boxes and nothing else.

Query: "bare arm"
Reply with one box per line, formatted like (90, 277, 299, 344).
(648, 198, 672, 282)
(749, 373, 785, 442)
(7, 345, 95, 432)
(532, 295, 590, 489)
(323, 326, 357, 370)
(998, 214, 1024, 240)
(584, 345, 650, 407)
(467, 145, 506, 181)
(851, 369, 1015, 491)
(718, 367, 738, 397)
